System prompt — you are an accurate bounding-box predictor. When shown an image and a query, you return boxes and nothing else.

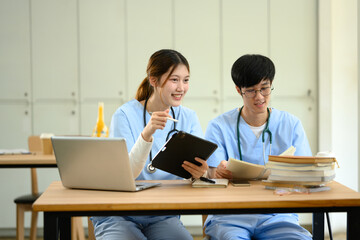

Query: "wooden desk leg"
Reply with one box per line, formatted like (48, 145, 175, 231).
(44, 212, 59, 240)
(59, 216, 72, 240)
(312, 212, 324, 240)
(347, 208, 360, 239)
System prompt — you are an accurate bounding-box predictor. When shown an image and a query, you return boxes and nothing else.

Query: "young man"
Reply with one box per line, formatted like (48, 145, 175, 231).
(205, 54, 312, 240)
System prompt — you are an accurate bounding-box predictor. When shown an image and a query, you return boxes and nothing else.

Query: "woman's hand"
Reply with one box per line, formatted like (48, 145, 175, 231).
(215, 160, 232, 179)
(141, 109, 172, 142)
(182, 157, 208, 179)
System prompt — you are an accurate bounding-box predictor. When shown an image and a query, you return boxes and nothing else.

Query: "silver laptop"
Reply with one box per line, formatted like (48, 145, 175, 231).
(51, 136, 160, 192)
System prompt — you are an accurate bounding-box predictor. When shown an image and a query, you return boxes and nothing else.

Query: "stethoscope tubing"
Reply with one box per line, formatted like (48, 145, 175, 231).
(143, 98, 177, 173)
(237, 106, 272, 165)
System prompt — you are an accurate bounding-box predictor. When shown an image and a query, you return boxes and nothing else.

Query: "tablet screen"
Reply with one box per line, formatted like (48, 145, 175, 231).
(152, 131, 218, 178)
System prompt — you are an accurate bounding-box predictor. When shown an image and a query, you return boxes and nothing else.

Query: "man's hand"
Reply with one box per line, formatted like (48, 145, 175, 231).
(215, 160, 232, 179)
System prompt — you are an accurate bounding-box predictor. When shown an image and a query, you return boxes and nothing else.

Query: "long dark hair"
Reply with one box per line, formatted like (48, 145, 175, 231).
(135, 49, 190, 101)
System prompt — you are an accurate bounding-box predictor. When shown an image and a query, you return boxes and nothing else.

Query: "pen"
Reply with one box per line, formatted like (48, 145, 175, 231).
(200, 177, 216, 184)
(166, 117, 178, 122)
(149, 112, 179, 122)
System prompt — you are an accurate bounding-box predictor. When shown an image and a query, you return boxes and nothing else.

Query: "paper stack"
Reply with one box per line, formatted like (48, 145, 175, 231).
(263, 154, 338, 192)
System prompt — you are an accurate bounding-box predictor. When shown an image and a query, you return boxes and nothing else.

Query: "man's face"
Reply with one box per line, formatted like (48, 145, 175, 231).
(237, 79, 272, 115)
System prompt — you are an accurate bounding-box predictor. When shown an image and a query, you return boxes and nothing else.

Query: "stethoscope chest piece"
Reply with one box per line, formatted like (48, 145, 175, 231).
(147, 163, 156, 173)
(143, 97, 177, 174)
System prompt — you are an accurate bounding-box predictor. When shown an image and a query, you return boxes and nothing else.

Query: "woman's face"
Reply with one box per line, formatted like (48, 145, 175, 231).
(156, 64, 190, 107)
(238, 79, 272, 115)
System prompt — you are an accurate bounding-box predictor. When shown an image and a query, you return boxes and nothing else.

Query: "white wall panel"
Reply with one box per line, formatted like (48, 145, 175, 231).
(222, 0, 268, 102)
(79, 0, 127, 100)
(0, 0, 31, 99)
(0, 104, 31, 149)
(270, 0, 317, 96)
(31, 0, 78, 100)
(33, 102, 79, 135)
(270, 0, 318, 153)
(126, 0, 173, 99)
(174, 0, 220, 100)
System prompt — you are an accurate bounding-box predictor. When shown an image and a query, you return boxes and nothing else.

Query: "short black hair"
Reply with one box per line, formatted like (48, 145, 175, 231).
(231, 54, 275, 88)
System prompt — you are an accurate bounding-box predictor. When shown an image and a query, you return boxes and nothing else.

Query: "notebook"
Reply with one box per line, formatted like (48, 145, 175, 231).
(192, 178, 229, 188)
(51, 136, 160, 192)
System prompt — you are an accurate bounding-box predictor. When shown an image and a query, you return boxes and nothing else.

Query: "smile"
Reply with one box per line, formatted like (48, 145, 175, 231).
(172, 94, 183, 99)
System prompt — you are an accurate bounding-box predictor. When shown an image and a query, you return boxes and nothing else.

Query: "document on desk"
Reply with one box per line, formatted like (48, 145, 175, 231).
(226, 158, 270, 180)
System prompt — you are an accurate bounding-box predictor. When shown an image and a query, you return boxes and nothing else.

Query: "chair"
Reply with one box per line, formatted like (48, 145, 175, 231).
(14, 136, 86, 240)
(87, 217, 96, 240)
(202, 214, 209, 239)
(14, 136, 42, 240)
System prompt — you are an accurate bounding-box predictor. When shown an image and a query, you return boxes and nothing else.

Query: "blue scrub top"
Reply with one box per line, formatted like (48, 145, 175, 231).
(205, 107, 312, 167)
(109, 99, 203, 180)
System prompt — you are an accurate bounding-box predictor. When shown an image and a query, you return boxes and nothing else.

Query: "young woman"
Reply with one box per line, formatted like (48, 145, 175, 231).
(205, 54, 312, 240)
(91, 49, 208, 240)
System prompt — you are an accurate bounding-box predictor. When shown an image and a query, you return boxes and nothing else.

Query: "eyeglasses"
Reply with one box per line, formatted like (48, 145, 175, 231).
(241, 86, 274, 98)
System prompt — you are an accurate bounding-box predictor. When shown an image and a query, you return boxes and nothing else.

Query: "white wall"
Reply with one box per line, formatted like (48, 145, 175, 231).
(319, 0, 358, 234)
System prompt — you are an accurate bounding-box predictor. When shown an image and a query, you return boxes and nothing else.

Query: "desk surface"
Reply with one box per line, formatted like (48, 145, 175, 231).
(0, 153, 56, 168)
(33, 180, 360, 213)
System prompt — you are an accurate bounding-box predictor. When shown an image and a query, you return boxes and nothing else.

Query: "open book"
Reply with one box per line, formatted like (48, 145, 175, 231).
(226, 146, 297, 180)
(226, 158, 270, 180)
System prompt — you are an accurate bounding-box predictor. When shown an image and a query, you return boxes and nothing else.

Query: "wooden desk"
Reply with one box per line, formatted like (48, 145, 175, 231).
(34, 180, 360, 240)
(0, 153, 56, 168)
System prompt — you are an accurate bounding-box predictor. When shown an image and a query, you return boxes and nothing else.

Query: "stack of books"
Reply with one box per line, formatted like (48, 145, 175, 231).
(263, 155, 338, 192)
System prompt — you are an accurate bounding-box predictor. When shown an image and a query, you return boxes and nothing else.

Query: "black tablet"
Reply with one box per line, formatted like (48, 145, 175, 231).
(151, 131, 218, 178)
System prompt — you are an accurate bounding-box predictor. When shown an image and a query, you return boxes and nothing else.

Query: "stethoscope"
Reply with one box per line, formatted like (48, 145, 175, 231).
(143, 98, 178, 173)
(237, 106, 272, 165)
